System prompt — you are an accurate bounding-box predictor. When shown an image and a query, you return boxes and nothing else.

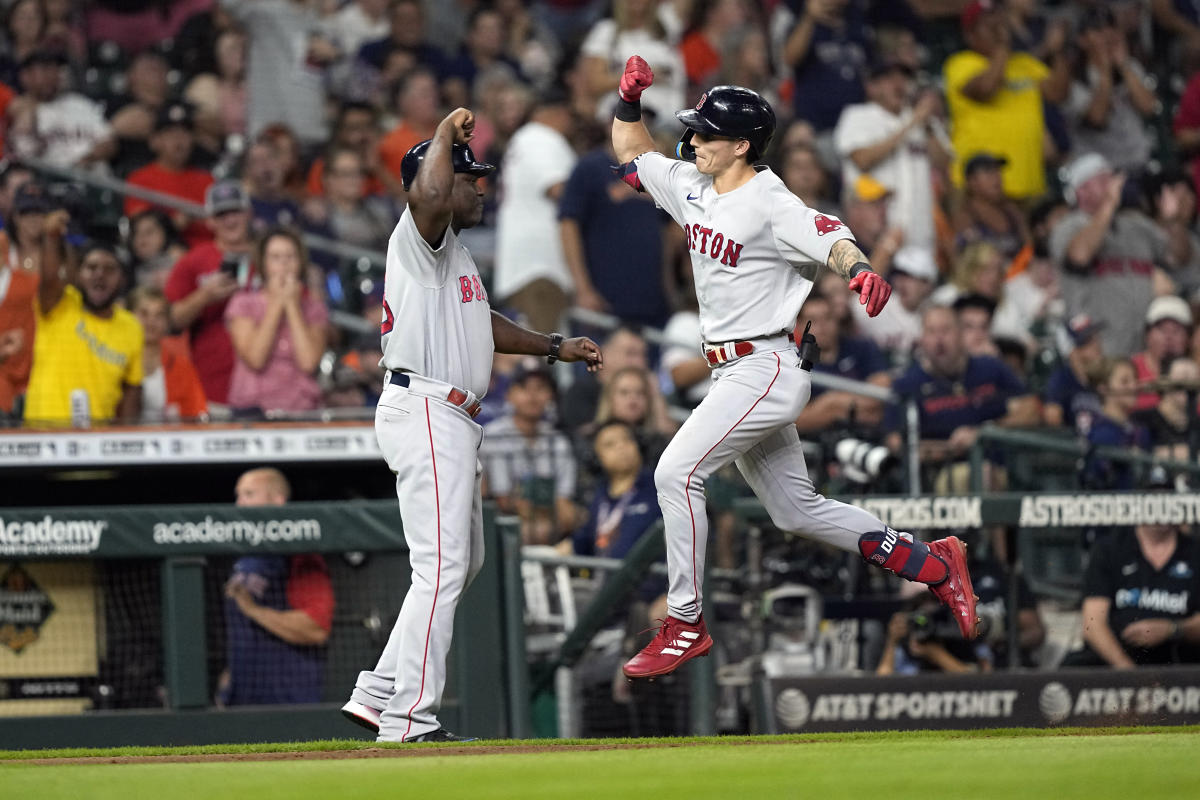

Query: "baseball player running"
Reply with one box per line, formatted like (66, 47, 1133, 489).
(341, 107, 602, 741)
(611, 57, 979, 680)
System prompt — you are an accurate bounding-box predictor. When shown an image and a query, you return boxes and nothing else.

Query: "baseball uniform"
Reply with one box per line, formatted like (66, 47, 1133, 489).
(347, 205, 494, 742)
(632, 151, 898, 623)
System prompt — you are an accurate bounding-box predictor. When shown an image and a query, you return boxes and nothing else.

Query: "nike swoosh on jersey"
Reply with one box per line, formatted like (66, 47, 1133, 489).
(686, 193, 700, 201)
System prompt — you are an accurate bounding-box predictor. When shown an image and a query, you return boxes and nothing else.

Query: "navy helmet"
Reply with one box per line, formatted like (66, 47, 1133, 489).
(675, 86, 776, 163)
(400, 140, 495, 191)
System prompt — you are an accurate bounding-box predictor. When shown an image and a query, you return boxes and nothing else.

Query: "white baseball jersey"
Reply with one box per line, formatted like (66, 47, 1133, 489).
(379, 207, 495, 398)
(632, 151, 856, 342)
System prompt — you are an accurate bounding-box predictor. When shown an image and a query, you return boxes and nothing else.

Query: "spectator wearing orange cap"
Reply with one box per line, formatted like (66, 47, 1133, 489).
(842, 174, 904, 276)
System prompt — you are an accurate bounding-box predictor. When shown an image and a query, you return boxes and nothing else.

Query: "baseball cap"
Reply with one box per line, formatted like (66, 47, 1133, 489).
(510, 359, 555, 389)
(12, 182, 51, 215)
(853, 174, 891, 203)
(891, 245, 937, 281)
(1080, 6, 1117, 32)
(18, 48, 67, 71)
(1060, 153, 1112, 198)
(964, 152, 1008, 177)
(1066, 313, 1106, 347)
(155, 102, 194, 132)
(1145, 295, 1193, 328)
(866, 59, 915, 80)
(204, 180, 249, 216)
(535, 84, 571, 108)
(961, 0, 997, 32)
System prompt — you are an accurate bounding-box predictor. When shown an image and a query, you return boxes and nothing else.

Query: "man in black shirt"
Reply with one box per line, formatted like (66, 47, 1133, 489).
(1067, 522, 1200, 667)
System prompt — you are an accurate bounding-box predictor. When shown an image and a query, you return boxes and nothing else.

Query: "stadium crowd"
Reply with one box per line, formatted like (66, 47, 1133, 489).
(2, 0, 1200, 689)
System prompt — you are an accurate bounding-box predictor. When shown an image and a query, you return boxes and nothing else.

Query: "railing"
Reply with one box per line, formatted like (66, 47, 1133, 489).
(20, 157, 924, 487)
(967, 425, 1200, 494)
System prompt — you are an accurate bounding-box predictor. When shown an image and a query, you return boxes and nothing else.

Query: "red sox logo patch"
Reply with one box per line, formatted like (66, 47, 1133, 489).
(813, 214, 845, 236)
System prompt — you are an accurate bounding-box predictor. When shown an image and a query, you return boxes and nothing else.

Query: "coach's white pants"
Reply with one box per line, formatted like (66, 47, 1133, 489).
(350, 382, 485, 742)
(656, 347, 888, 622)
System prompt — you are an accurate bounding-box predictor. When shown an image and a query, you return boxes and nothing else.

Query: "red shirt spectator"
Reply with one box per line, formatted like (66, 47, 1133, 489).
(164, 181, 255, 405)
(0, 264, 36, 414)
(1175, 70, 1200, 200)
(125, 102, 214, 246)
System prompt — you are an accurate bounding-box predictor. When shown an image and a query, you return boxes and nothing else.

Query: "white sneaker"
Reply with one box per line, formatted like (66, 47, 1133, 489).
(341, 699, 382, 733)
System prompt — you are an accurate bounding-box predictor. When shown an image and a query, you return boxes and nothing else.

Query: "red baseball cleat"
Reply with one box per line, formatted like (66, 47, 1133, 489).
(623, 615, 713, 679)
(927, 536, 980, 640)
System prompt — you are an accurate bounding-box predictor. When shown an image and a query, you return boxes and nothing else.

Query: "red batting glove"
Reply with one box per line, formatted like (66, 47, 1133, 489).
(848, 270, 893, 317)
(619, 55, 654, 102)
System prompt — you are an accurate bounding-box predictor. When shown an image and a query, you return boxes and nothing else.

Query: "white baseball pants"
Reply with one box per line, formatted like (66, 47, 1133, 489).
(656, 346, 888, 622)
(349, 381, 486, 742)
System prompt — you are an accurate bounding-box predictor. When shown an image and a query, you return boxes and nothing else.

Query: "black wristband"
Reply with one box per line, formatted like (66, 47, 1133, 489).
(849, 262, 873, 280)
(615, 96, 641, 122)
(546, 332, 564, 365)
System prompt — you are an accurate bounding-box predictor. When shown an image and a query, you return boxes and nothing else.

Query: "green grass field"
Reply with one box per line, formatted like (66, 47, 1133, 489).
(2, 727, 1195, 800)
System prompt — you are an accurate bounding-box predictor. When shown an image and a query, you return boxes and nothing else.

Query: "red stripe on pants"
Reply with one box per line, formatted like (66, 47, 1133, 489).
(402, 398, 442, 742)
(683, 352, 782, 613)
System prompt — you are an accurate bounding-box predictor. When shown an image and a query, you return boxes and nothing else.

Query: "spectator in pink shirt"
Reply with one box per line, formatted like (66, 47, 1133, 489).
(225, 227, 329, 414)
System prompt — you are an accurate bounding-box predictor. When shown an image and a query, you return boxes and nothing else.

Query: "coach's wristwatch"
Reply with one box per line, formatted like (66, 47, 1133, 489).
(546, 332, 564, 365)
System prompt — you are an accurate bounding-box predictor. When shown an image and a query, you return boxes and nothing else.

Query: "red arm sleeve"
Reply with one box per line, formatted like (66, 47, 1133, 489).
(287, 555, 334, 632)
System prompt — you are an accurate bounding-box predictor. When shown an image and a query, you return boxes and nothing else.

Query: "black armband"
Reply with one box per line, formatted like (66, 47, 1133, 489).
(848, 262, 873, 279)
(615, 96, 642, 122)
(546, 332, 564, 365)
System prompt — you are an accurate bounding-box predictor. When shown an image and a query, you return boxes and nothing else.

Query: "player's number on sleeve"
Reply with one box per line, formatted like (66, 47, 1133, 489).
(381, 298, 394, 335)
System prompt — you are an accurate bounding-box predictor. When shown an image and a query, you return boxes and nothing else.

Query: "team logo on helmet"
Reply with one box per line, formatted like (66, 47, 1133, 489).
(695, 93, 707, 110)
(813, 214, 845, 236)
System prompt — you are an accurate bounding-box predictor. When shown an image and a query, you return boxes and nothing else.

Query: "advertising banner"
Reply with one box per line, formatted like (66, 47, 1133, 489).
(0, 501, 406, 558)
(765, 667, 1200, 733)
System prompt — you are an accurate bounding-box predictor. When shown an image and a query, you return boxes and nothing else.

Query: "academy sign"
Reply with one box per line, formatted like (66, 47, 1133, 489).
(0, 515, 106, 556)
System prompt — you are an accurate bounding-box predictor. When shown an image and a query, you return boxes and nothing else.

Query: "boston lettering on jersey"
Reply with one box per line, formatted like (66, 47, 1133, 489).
(684, 223, 743, 267)
(458, 275, 488, 304)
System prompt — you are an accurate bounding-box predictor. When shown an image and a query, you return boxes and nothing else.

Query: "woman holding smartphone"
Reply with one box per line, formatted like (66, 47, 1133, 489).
(225, 226, 329, 414)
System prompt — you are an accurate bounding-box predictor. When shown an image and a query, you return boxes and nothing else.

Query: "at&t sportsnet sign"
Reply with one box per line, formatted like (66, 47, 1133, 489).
(766, 668, 1200, 733)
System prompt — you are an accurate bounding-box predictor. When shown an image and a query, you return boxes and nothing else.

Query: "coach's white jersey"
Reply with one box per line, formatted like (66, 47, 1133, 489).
(633, 151, 856, 342)
(379, 207, 494, 398)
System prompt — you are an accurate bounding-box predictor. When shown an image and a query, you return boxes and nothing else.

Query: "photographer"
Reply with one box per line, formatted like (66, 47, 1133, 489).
(876, 602, 993, 675)
(164, 180, 255, 407)
(24, 210, 142, 425)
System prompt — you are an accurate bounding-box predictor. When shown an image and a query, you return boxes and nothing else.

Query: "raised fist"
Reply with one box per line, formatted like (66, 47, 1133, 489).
(619, 56, 654, 102)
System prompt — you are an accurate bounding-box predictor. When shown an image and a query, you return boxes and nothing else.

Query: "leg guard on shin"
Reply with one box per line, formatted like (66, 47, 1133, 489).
(858, 528, 948, 584)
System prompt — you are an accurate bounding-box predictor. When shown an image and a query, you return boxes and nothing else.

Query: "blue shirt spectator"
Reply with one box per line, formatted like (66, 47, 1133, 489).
(573, 422, 665, 605)
(558, 147, 671, 327)
(783, 0, 870, 131)
(1078, 358, 1149, 490)
(886, 356, 1025, 440)
(1044, 314, 1106, 429)
(884, 306, 1038, 466)
(796, 292, 892, 435)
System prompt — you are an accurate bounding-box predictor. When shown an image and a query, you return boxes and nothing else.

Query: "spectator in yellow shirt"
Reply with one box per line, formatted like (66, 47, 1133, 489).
(943, 0, 1069, 200)
(23, 210, 143, 426)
